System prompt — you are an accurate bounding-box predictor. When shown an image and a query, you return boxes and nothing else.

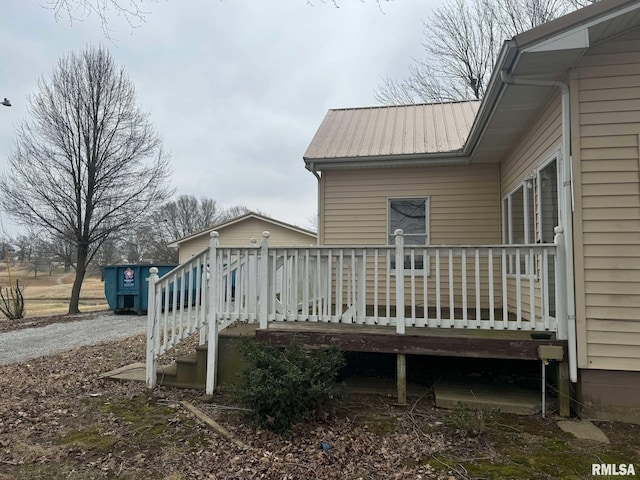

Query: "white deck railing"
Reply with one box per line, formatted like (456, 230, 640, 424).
(147, 229, 567, 394)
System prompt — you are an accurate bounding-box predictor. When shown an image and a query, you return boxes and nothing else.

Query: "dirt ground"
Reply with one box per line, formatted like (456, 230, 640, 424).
(1, 324, 639, 479)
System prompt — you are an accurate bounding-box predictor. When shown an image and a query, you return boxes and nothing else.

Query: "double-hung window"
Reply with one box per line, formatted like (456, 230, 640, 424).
(388, 198, 428, 270)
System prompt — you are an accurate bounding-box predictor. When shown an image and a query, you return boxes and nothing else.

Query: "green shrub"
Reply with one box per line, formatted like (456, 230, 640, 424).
(235, 339, 346, 434)
(447, 403, 488, 437)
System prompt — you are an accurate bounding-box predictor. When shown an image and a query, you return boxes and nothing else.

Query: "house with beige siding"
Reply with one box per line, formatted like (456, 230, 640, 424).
(146, 0, 639, 421)
(167, 212, 317, 263)
(300, 0, 640, 421)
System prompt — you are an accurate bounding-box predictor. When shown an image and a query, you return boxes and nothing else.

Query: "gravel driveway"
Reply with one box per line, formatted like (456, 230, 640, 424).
(0, 313, 146, 365)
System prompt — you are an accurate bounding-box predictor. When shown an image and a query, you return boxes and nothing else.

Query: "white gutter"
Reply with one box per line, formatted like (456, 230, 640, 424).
(501, 70, 578, 383)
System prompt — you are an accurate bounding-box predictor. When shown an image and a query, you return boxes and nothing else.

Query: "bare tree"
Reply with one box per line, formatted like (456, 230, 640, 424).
(0, 45, 171, 314)
(375, 0, 582, 104)
(158, 195, 225, 241)
(131, 197, 253, 264)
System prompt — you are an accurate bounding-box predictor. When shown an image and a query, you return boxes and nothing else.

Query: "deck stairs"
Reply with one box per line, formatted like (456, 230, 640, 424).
(156, 344, 208, 390)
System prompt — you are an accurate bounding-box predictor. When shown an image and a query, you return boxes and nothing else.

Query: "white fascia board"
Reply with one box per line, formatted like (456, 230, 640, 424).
(308, 155, 471, 170)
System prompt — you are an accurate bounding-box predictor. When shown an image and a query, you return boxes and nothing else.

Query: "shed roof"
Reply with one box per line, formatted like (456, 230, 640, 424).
(304, 101, 480, 161)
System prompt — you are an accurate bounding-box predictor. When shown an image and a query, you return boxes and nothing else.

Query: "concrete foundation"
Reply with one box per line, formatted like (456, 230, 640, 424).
(577, 369, 640, 424)
(435, 379, 551, 415)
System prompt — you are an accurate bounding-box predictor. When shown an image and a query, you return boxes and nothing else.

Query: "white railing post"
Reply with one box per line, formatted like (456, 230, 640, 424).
(145, 267, 160, 389)
(248, 238, 258, 316)
(554, 227, 568, 339)
(394, 229, 405, 334)
(206, 231, 219, 395)
(259, 231, 270, 329)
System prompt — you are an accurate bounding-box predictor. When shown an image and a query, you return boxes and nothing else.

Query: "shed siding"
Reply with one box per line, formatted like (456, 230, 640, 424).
(574, 37, 640, 371)
(178, 218, 316, 263)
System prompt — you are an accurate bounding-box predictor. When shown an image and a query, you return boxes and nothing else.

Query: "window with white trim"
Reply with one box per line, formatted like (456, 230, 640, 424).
(502, 183, 535, 274)
(388, 198, 428, 270)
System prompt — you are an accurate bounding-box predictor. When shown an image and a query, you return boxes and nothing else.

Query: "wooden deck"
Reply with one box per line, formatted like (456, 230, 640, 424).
(254, 323, 567, 361)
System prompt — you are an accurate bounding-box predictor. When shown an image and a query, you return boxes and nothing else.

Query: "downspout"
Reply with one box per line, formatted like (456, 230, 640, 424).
(500, 70, 578, 383)
(307, 162, 322, 246)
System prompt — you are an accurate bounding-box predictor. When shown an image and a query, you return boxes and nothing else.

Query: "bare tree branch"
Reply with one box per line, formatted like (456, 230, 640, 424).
(0, 45, 172, 314)
(375, 0, 587, 104)
(42, 0, 153, 37)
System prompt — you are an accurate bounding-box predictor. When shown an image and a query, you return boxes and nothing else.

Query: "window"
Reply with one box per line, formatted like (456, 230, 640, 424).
(502, 183, 534, 274)
(538, 158, 559, 315)
(538, 159, 559, 243)
(388, 198, 428, 270)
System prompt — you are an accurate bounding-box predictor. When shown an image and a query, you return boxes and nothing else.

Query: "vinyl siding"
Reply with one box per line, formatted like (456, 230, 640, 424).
(321, 164, 501, 246)
(178, 218, 316, 263)
(320, 164, 507, 311)
(573, 30, 640, 371)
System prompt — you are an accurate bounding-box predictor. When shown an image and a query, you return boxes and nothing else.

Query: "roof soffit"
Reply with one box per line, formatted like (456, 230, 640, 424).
(468, 0, 640, 165)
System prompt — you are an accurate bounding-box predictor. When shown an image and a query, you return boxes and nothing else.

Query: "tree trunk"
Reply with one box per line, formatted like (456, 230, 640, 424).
(68, 245, 88, 314)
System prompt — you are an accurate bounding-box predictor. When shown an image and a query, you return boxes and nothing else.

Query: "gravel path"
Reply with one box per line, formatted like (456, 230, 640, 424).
(0, 313, 146, 365)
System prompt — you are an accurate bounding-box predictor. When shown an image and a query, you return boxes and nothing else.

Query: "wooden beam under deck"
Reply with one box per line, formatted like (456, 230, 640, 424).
(254, 323, 568, 361)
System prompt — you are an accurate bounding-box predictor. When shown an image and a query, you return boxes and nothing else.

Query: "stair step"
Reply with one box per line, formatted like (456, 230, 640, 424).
(157, 363, 177, 377)
(176, 353, 197, 365)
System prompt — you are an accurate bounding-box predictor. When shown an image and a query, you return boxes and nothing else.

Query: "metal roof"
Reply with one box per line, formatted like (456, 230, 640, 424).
(303, 101, 480, 162)
(304, 0, 640, 171)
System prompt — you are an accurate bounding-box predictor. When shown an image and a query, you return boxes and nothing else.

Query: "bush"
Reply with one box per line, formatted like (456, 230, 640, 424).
(447, 403, 488, 437)
(235, 339, 346, 434)
(0, 279, 26, 320)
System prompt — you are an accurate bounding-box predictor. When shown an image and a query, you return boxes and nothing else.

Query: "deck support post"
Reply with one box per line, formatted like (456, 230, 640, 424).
(145, 267, 159, 389)
(206, 232, 220, 395)
(397, 353, 407, 405)
(558, 361, 571, 417)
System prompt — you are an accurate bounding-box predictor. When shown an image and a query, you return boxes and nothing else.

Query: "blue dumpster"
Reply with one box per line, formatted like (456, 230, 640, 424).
(103, 264, 177, 314)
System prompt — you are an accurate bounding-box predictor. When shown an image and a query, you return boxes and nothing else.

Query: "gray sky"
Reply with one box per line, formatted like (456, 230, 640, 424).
(0, 0, 438, 236)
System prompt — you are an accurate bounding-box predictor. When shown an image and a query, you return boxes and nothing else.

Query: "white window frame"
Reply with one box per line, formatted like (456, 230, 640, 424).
(388, 196, 430, 274)
(536, 152, 561, 244)
(502, 182, 535, 276)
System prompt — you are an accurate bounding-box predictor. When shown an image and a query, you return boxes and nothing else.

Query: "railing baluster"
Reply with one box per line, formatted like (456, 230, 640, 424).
(410, 249, 416, 325)
(327, 250, 333, 321)
(448, 248, 454, 325)
(502, 248, 508, 328)
(423, 249, 428, 326)
(374, 249, 379, 321)
(542, 248, 550, 330)
(337, 250, 343, 321)
(516, 247, 522, 329)
(475, 248, 481, 327)
(436, 249, 441, 326)
(385, 250, 391, 323)
(529, 247, 535, 330)
(171, 272, 178, 345)
(462, 248, 468, 326)
(358, 249, 367, 324)
(488, 249, 495, 328)
(394, 230, 405, 334)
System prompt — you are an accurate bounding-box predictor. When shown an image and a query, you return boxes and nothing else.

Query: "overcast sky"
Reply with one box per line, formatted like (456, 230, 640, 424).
(0, 0, 439, 237)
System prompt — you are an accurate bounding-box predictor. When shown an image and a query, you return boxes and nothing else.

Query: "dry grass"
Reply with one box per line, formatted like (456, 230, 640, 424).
(0, 263, 108, 317)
